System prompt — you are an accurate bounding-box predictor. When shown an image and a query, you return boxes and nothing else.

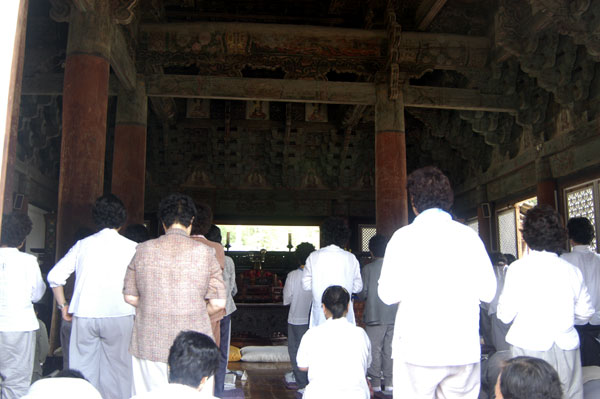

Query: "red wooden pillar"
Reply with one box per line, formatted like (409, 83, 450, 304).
(375, 84, 408, 238)
(112, 78, 147, 225)
(56, 2, 111, 258)
(536, 157, 557, 209)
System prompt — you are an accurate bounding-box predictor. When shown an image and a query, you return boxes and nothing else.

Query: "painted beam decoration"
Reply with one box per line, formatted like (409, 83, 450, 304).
(138, 22, 490, 79)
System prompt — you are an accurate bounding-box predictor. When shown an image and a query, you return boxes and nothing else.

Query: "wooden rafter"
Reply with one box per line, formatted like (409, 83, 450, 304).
(415, 0, 447, 31)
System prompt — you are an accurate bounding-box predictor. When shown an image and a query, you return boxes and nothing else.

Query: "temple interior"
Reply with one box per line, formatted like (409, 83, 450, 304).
(4, 0, 600, 397)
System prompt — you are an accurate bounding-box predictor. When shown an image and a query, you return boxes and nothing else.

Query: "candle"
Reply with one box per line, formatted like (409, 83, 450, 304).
(288, 233, 292, 246)
(226, 232, 230, 246)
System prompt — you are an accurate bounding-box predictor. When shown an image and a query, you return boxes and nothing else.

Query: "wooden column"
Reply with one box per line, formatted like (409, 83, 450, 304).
(536, 157, 557, 209)
(476, 185, 493, 251)
(374, 84, 408, 238)
(0, 0, 29, 219)
(112, 78, 147, 225)
(56, 1, 112, 258)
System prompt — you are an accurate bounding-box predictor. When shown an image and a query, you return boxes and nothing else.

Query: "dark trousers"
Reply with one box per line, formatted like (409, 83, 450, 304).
(287, 323, 309, 389)
(214, 315, 231, 397)
(576, 323, 600, 366)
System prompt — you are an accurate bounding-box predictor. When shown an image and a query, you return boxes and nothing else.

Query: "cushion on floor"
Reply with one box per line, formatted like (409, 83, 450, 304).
(240, 345, 290, 362)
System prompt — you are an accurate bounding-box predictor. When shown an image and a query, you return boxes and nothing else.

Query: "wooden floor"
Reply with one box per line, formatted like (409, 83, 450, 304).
(228, 361, 298, 399)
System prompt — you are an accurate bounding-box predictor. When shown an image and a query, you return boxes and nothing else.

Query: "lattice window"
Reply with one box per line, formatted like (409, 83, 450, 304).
(359, 225, 377, 252)
(466, 218, 479, 235)
(566, 184, 598, 252)
(497, 208, 517, 257)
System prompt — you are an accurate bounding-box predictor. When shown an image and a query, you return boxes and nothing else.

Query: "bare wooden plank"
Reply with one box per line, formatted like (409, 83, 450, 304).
(416, 0, 447, 31)
(145, 75, 378, 105)
(404, 85, 517, 113)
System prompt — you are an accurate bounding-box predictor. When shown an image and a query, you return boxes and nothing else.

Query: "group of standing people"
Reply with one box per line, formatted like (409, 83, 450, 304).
(1, 192, 237, 399)
(285, 165, 600, 399)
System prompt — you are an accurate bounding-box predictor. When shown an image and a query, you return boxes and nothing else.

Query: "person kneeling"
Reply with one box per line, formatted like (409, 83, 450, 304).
(297, 285, 371, 399)
(131, 331, 219, 398)
(495, 356, 562, 399)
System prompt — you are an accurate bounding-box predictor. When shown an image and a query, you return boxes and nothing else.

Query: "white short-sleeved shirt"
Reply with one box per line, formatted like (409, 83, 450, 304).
(130, 383, 217, 399)
(562, 245, 600, 325)
(302, 245, 362, 327)
(497, 250, 594, 351)
(23, 377, 102, 399)
(297, 317, 371, 399)
(0, 248, 46, 331)
(47, 228, 137, 318)
(378, 208, 497, 366)
(283, 268, 312, 325)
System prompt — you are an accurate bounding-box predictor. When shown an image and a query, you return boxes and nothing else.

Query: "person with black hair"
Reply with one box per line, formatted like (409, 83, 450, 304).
(122, 224, 150, 243)
(296, 285, 371, 399)
(283, 242, 316, 392)
(130, 331, 219, 399)
(0, 212, 46, 399)
(48, 194, 137, 399)
(497, 205, 594, 399)
(123, 193, 226, 396)
(561, 217, 600, 367)
(495, 356, 563, 399)
(205, 224, 237, 398)
(378, 166, 496, 399)
(356, 234, 396, 395)
(302, 216, 362, 327)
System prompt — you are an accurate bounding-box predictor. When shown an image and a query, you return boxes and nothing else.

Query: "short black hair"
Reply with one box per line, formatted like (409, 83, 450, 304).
(122, 224, 150, 243)
(1, 212, 33, 247)
(369, 234, 388, 257)
(322, 285, 350, 319)
(566, 217, 595, 245)
(499, 356, 562, 399)
(158, 193, 197, 228)
(320, 217, 350, 247)
(407, 166, 453, 213)
(168, 331, 219, 388)
(295, 242, 315, 266)
(205, 224, 222, 244)
(191, 203, 213, 236)
(56, 369, 87, 380)
(522, 205, 567, 255)
(92, 194, 127, 229)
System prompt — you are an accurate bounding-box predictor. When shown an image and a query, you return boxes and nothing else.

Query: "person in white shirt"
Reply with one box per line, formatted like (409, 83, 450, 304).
(0, 212, 46, 399)
(130, 331, 219, 399)
(48, 194, 138, 399)
(378, 166, 497, 399)
(297, 285, 371, 399)
(486, 252, 511, 352)
(283, 242, 315, 391)
(561, 216, 600, 367)
(302, 217, 362, 327)
(23, 369, 102, 399)
(497, 204, 594, 399)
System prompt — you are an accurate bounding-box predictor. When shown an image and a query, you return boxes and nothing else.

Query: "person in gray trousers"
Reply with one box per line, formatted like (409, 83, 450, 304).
(357, 234, 397, 395)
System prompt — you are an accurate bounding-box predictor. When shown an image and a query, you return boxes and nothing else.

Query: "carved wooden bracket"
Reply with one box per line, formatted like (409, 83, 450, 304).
(112, 0, 139, 25)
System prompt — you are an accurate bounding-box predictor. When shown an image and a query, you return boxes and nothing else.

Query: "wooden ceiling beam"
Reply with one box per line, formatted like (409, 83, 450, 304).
(415, 0, 447, 31)
(21, 74, 517, 113)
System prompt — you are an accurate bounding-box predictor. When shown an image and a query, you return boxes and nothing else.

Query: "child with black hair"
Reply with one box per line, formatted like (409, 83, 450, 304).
(296, 285, 371, 399)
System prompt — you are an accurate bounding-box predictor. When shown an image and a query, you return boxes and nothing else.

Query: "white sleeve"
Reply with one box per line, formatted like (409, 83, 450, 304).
(378, 235, 402, 305)
(30, 259, 46, 303)
(572, 267, 594, 324)
(474, 238, 497, 303)
(351, 256, 363, 294)
(283, 272, 294, 306)
(296, 329, 312, 368)
(302, 255, 314, 291)
(47, 242, 79, 288)
(496, 265, 518, 324)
